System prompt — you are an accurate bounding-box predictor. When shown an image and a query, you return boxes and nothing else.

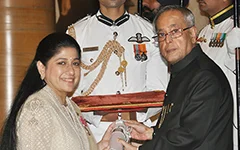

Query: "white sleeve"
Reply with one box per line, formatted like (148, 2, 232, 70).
(145, 43, 168, 91)
(225, 27, 240, 72)
(226, 27, 240, 54)
(137, 43, 168, 123)
(82, 112, 102, 127)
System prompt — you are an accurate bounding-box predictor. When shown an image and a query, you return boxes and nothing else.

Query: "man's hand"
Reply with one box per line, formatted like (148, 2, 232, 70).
(124, 120, 153, 141)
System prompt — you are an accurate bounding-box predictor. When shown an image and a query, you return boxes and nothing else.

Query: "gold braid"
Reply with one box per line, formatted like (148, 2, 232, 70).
(80, 40, 125, 96)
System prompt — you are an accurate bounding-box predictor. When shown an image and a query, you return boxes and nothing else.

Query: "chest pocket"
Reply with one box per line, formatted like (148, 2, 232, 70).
(81, 49, 100, 65)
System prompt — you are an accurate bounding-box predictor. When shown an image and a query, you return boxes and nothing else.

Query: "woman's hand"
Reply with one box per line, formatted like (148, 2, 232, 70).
(97, 123, 115, 150)
(118, 139, 138, 150)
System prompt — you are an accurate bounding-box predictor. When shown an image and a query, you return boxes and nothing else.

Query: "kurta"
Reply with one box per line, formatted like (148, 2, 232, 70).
(140, 44, 233, 150)
(16, 85, 97, 150)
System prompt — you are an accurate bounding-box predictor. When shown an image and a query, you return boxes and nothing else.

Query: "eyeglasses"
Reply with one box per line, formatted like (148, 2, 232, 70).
(153, 26, 193, 42)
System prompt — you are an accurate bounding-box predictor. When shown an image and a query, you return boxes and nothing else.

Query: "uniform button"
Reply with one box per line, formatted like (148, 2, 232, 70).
(116, 91, 121, 94)
(81, 90, 84, 94)
(115, 71, 120, 76)
(90, 58, 94, 62)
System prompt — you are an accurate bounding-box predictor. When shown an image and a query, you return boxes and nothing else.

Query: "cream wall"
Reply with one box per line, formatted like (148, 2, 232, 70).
(187, 0, 208, 32)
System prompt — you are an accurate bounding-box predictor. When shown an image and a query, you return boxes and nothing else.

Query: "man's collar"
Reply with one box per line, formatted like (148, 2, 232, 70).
(170, 44, 201, 78)
(209, 4, 233, 29)
(96, 11, 130, 26)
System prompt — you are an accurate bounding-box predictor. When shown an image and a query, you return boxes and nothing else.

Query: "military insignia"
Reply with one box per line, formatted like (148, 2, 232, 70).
(197, 36, 207, 43)
(209, 33, 226, 47)
(83, 46, 99, 52)
(158, 103, 174, 128)
(128, 33, 150, 43)
(133, 44, 148, 61)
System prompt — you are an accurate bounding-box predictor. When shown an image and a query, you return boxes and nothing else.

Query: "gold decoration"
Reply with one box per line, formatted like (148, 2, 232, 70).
(80, 40, 127, 96)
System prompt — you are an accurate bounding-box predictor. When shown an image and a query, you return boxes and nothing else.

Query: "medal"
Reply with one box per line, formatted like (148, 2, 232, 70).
(209, 32, 226, 47)
(135, 53, 141, 61)
(133, 44, 148, 61)
(141, 53, 148, 61)
(219, 33, 226, 47)
(216, 33, 221, 47)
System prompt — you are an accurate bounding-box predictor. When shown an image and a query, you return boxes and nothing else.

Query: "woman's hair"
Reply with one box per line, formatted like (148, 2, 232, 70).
(0, 32, 81, 150)
(153, 5, 195, 33)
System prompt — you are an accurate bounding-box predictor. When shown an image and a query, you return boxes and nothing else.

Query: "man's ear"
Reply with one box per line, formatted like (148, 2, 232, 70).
(37, 61, 46, 80)
(189, 26, 198, 43)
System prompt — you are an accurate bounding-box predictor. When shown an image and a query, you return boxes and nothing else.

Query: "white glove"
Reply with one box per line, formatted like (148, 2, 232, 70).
(226, 27, 240, 54)
(82, 112, 102, 127)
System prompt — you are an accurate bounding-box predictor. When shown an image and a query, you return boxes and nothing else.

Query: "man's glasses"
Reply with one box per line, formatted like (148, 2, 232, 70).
(153, 26, 193, 42)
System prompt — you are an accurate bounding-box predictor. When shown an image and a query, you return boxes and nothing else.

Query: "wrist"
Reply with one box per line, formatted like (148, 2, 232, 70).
(97, 141, 104, 150)
(147, 127, 154, 140)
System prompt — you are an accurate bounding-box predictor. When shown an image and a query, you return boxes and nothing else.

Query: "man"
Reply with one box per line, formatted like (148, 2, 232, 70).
(196, 0, 238, 149)
(119, 5, 233, 150)
(67, 0, 168, 142)
(142, 0, 189, 22)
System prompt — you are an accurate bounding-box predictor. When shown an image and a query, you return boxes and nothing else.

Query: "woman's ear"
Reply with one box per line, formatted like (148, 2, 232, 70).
(37, 61, 46, 80)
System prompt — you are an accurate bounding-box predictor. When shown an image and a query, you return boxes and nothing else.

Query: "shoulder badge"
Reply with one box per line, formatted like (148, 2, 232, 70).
(74, 14, 92, 25)
(67, 14, 92, 39)
(67, 25, 76, 39)
(133, 13, 151, 23)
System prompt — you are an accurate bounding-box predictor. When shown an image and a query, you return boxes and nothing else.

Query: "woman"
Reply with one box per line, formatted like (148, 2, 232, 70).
(0, 33, 111, 150)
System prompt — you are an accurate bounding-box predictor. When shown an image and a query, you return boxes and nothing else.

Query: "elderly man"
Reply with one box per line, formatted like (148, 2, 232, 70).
(120, 5, 233, 150)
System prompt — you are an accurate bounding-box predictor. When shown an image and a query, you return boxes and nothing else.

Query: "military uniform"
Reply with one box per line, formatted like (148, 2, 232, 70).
(197, 5, 238, 149)
(140, 45, 233, 150)
(68, 11, 168, 142)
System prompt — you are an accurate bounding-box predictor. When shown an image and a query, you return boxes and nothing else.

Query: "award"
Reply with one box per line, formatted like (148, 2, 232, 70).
(110, 113, 131, 150)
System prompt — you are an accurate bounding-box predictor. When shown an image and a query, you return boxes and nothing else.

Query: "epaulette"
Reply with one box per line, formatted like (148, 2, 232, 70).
(133, 13, 151, 23)
(67, 14, 92, 39)
(67, 24, 76, 39)
(74, 14, 92, 25)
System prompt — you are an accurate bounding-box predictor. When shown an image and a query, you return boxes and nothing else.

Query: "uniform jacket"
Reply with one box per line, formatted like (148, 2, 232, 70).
(140, 44, 233, 150)
(70, 11, 168, 96)
(68, 11, 169, 139)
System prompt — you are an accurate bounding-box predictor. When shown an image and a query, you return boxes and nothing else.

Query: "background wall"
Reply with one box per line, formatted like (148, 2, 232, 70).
(0, 0, 55, 128)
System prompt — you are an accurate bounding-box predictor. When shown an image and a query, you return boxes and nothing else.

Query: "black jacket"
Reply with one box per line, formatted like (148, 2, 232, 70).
(140, 44, 233, 150)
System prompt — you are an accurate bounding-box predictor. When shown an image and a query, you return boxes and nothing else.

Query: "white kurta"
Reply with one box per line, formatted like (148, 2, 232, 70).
(198, 16, 238, 150)
(69, 11, 168, 142)
(16, 86, 97, 150)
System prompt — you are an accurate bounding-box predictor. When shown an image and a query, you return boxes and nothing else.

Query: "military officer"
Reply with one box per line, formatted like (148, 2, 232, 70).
(197, 0, 238, 149)
(67, 0, 168, 142)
